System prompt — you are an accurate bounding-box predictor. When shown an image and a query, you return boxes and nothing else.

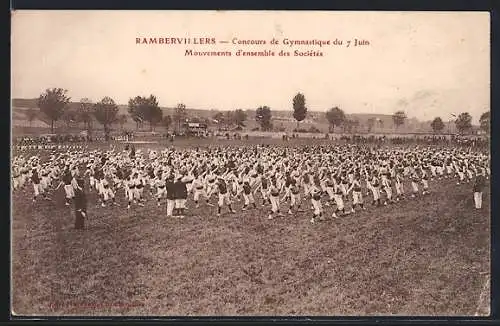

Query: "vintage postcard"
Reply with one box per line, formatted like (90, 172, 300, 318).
(10, 10, 490, 316)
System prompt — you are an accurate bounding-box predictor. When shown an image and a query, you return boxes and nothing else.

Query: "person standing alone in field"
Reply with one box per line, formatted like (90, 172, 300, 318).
(74, 178, 87, 230)
(473, 171, 486, 209)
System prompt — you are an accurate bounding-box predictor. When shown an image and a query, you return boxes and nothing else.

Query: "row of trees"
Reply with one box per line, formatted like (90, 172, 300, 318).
(293, 93, 489, 134)
(256, 92, 489, 134)
(35, 89, 193, 140)
(37, 88, 120, 140)
(429, 112, 490, 134)
(35, 88, 253, 138)
(212, 109, 247, 129)
(34, 88, 490, 139)
(322, 108, 487, 135)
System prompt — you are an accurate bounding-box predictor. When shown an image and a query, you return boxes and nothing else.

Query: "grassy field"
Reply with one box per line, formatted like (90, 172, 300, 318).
(11, 145, 490, 317)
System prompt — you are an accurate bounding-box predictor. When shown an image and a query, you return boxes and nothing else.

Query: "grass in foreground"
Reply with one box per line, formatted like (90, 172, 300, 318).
(12, 177, 490, 316)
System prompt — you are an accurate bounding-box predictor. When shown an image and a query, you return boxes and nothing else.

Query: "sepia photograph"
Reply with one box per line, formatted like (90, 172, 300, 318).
(10, 10, 490, 316)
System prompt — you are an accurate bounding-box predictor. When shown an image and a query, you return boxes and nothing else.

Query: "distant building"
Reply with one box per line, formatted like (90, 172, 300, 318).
(183, 122, 208, 136)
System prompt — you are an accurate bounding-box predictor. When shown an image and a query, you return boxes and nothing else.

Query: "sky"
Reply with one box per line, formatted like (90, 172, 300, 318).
(11, 11, 490, 122)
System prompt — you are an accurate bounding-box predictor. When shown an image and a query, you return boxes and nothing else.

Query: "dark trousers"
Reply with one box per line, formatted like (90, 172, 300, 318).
(75, 210, 85, 229)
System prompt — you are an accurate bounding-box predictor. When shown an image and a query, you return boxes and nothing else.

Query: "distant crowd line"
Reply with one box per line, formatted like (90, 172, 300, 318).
(14, 133, 489, 149)
(337, 135, 489, 148)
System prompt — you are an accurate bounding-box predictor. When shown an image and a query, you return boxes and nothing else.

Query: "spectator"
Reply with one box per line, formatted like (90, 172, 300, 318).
(473, 171, 486, 209)
(74, 177, 87, 230)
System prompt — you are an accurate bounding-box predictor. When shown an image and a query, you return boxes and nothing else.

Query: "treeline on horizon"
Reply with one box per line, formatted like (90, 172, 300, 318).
(12, 88, 490, 140)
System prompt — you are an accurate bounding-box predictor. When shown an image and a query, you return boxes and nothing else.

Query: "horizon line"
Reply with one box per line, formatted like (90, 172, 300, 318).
(12, 97, 474, 121)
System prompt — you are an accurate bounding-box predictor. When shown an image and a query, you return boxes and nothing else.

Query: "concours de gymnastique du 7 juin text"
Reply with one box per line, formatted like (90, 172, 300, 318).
(135, 37, 371, 57)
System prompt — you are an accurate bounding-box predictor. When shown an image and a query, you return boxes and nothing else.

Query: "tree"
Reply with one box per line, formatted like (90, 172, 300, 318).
(325, 107, 345, 132)
(128, 95, 162, 131)
(62, 109, 78, 129)
(151, 110, 163, 131)
(118, 114, 128, 130)
(225, 111, 235, 128)
(128, 96, 142, 130)
(292, 92, 307, 129)
(144, 95, 162, 131)
(26, 108, 38, 127)
(342, 120, 350, 133)
(455, 112, 473, 134)
(343, 119, 358, 133)
(352, 119, 360, 132)
(37, 88, 70, 133)
(479, 111, 490, 133)
(367, 117, 376, 133)
(93, 96, 119, 140)
(343, 119, 360, 133)
(213, 112, 224, 128)
(378, 118, 384, 129)
(430, 117, 445, 133)
(173, 103, 187, 132)
(392, 110, 407, 129)
(162, 115, 172, 131)
(255, 106, 272, 131)
(78, 98, 94, 137)
(234, 109, 247, 127)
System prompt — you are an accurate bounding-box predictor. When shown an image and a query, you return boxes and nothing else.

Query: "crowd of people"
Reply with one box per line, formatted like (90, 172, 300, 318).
(16, 134, 94, 145)
(11, 142, 490, 229)
(15, 132, 489, 148)
(340, 135, 489, 148)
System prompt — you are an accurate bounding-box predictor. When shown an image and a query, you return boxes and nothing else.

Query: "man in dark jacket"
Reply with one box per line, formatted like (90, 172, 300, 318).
(174, 175, 188, 218)
(165, 175, 176, 217)
(74, 178, 87, 230)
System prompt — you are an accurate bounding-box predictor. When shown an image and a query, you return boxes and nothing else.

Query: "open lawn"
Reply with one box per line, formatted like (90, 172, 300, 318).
(11, 144, 490, 317)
